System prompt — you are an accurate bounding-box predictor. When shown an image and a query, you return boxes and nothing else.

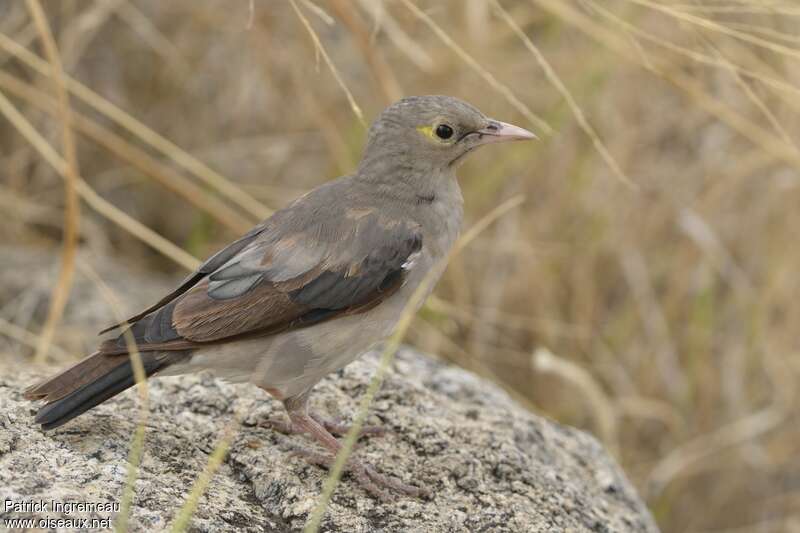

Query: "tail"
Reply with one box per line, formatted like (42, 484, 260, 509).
(25, 350, 189, 430)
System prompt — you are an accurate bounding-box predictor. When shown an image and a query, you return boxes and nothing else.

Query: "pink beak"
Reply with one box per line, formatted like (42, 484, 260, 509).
(476, 119, 537, 144)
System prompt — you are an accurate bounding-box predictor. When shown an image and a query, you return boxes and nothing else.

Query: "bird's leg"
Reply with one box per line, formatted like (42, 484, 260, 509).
(259, 389, 383, 437)
(262, 411, 384, 437)
(271, 392, 426, 500)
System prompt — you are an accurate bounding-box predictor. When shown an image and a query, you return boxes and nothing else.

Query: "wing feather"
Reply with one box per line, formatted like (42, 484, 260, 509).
(171, 212, 422, 343)
(98, 221, 269, 334)
(98, 193, 422, 354)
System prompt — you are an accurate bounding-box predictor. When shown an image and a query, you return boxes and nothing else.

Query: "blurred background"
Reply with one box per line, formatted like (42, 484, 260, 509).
(1, 1, 799, 531)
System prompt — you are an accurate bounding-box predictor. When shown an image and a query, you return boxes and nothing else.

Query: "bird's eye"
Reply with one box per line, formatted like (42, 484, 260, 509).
(435, 124, 454, 140)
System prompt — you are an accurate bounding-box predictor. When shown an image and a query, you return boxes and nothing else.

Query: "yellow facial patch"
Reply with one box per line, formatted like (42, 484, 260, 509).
(416, 125, 436, 140)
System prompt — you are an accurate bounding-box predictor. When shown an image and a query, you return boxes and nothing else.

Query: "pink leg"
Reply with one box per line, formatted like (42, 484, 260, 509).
(261, 411, 384, 437)
(264, 390, 427, 500)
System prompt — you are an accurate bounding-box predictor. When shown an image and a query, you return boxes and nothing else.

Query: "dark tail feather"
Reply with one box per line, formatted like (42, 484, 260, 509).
(26, 351, 187, 430)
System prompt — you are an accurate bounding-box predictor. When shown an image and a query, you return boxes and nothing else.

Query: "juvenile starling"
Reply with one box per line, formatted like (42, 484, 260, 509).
(26, 95, 536, 498)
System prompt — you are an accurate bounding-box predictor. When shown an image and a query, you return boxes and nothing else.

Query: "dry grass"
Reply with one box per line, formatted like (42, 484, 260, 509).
(2, 1, 800, 532)
(25, 0, 80, 364)
(76, 260, 149, 533)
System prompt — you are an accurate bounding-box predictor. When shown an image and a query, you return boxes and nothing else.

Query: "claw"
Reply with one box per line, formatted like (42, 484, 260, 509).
(263, 412, 385, 439)
(287, 444, 428, 501)
(310, 413, 386, 438)
(260, 417, 297, 434)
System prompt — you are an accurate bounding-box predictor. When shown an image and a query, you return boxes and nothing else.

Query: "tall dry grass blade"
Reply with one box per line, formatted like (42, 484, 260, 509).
(615, 395, 684, 435)
(670, 4, 800, 16)
(530, 0, 656, 61)
(625, 0, 800, 62)
(327, 0, 403, 104)
(646, 405, 785, 499)
(490, 0, 635, 188)
(535, 0, 800, 175)
(355, 0, 434, 71)
(711, 46, 796, 148)
(58, 0, 124, 69)
(464, 207, 516, 359)
(0, 184, 61, 230)
(664, 69, 800, 172)
(531, 347, 618, 454)
(400, 0, 552, 135)
(26, 0, 81, 364)
(289, 0, 367, 128)
(116, 2, 190, 76)
(77, 260, 149, 533)
(727, 20, 800, 46)
(676, 208, 754, 297)
(300, 0, 335, 25)
(427, 295, 593, 340)
(305, 195, 525, 533)
(0, 29, 272, 221)
(619, 248, 689, 400)
(0, 71, 252, 234)
(0, 316, 71, 360)
(0, 89, 201, 271)
(584, 0, 800, 102)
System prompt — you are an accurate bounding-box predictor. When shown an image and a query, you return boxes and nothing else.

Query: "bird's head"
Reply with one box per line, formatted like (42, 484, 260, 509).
(358, 95, 536, 177)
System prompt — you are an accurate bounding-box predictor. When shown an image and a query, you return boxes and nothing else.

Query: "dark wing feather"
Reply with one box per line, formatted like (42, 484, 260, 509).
(99, 201, 422, 351)
(171, 212, 422, 343)
(98, 221, 270, 334)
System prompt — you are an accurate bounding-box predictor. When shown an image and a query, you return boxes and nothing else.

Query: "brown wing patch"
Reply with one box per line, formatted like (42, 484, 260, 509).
(98, 220, 270, 335)
(172, 278, 311, 342)
(96, 183, 424, 352)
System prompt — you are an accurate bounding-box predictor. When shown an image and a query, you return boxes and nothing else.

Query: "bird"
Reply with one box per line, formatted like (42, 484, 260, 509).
(25, 95, 536, 499)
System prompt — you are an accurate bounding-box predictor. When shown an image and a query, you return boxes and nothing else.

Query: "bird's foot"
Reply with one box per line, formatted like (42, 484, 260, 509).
(287, 444, 429, 501)
(262, 412, 384, 438)
(311, 413, 385, 437)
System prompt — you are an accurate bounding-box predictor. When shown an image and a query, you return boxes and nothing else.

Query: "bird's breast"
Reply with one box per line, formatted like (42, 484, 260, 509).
(422, 193, 463, 259)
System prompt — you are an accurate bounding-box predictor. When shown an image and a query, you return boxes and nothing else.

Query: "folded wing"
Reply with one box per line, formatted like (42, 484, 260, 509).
(100, 208, 422, 352)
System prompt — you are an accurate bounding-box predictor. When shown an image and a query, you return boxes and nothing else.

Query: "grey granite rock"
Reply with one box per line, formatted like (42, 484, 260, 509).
(0, 352, 657, 532)
(0, 248, 658, 532)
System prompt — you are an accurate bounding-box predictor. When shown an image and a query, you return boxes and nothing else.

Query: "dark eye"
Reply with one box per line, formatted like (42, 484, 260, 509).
(435, 124, 454, 140)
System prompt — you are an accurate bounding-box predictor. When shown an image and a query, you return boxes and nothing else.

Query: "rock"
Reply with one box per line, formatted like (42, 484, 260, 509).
(0, 355, 656, 533)
(0, 248, 658, 532)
